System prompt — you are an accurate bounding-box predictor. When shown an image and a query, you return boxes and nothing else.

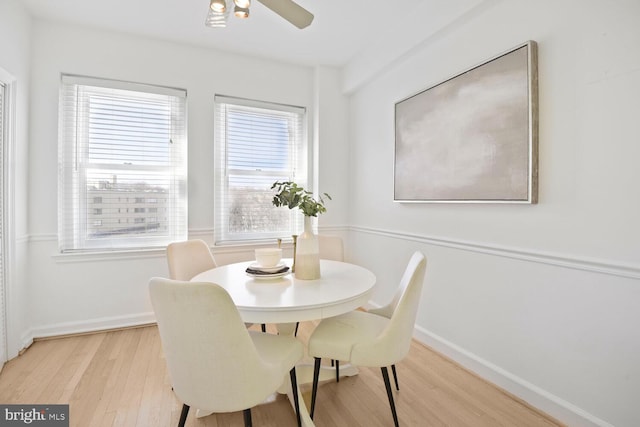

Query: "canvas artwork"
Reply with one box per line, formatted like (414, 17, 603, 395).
(394, 41, 538, 203)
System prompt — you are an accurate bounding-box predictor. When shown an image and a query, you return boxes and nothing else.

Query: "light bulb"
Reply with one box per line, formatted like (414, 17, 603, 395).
(234, 6, 249, 18)
(234, 0, 251, 8)
(210, 0, 226, 13)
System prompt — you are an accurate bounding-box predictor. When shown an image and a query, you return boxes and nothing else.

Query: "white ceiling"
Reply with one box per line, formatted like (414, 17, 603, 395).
(22, 0, 442, 67)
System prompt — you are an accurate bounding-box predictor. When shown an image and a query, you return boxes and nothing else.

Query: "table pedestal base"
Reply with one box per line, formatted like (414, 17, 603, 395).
(195, 362, 359, 426)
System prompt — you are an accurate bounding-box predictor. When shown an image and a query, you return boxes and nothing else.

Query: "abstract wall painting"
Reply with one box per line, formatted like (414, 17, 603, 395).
(394, 41, 538, 203)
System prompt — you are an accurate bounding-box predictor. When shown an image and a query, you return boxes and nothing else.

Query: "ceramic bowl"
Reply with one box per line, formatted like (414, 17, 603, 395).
(254, 248, 282, 268)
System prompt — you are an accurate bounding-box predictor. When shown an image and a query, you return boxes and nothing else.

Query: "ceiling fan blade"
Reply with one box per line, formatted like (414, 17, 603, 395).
(257, 0, 314, 29)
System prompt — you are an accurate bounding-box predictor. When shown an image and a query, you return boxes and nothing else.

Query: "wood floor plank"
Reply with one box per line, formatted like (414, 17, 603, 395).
(134, 328, 167, 427)
(45, 333, 106, 404)
(0, 323, 564, 427)
(0, 339, 59, 402)
(114, 326, 156, 426)
(71, 333, 124, 427)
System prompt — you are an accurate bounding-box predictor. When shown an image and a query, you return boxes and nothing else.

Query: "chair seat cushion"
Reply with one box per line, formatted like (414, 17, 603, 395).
(308, 310, 389, 362)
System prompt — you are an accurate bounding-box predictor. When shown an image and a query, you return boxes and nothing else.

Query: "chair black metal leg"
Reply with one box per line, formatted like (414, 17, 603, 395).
(261, 323, 266, 333)
(335, 360, 340, 382)
(178, 404, 189, 427)
(294, 321, 299, 336)
(290, 367, 302, 427)
(310, 357, 322, 419)
(243, 408, 252, 427)
(392, 364, 399, 390)
(381, 367, 400, 427)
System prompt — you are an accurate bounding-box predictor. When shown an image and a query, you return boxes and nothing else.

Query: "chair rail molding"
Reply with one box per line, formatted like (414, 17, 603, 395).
(29, 227, 640, 279)
(350, 226, 640, 280)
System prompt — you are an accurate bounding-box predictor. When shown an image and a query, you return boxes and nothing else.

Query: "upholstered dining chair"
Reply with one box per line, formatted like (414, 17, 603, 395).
(317, 234, 344, 262)
(307, 251, 427, 427)
(366, 266, 417, 392)
(166, 239, 265, 332)
(166, 239, 217, 282)
(149, 278, 304, 427)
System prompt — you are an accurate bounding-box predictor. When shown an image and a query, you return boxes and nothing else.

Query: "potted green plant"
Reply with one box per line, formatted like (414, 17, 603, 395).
(271, 181, 331, 217)
(271, 181, 331, 279)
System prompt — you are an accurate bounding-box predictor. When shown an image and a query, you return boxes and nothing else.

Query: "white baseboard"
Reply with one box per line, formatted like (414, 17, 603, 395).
(24, 312, 156, 343)
(413, 325, 614, 427)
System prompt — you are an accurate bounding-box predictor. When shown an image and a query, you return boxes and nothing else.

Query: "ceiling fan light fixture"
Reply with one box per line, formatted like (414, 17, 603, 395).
(205, 4, 229, 28)
(234, 0, 251, 8)
(205, 17, 227, 28)
(234, 6, 250, 18)
(205, 18, 226, 28)
(205, 0, 314, 29)
(209, 0, 227, 13)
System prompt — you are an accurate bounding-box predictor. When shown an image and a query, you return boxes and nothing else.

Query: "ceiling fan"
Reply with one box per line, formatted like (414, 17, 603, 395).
(206, 0, 314, 29)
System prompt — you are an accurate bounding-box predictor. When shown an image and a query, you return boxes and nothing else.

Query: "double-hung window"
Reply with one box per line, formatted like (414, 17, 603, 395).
(214, 95, 307, 244)
(58, 75, 187, 252)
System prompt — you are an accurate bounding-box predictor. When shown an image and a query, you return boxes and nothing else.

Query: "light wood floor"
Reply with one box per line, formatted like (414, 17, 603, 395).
(0, 323, 563, 427)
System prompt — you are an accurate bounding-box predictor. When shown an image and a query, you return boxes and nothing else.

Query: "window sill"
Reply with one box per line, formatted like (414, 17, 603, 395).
(53, 247, 166, 263)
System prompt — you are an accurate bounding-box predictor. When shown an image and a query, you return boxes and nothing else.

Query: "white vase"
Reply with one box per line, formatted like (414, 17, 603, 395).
(295, 216, 320, 280)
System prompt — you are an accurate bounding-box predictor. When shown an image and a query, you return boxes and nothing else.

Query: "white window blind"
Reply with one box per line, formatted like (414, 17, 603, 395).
(214, 95, 307, 243)
(58, 75, 187, 252)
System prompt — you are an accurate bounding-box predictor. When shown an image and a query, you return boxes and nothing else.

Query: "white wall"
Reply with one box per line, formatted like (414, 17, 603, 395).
(347, 1, 640, 426)
(25, 20, 346, 340)
(314, 66, 350, 230)
(0, 0, 31, 359)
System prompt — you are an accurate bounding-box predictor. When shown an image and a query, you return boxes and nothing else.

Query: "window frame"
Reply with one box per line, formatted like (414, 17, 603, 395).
(58, 75, 188, 252)
(214, 95, 309, 245)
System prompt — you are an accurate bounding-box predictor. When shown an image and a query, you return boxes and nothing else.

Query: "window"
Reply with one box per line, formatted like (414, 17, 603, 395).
(214, 95, 308, 244)
(58, 75, 187, 251)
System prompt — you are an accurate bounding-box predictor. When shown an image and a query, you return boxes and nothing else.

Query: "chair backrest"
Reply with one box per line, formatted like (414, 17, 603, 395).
(318, 235, 344, 261)
(351, 251, 427, 366)
(166, 239, 217, 280)
(367, 251, 423, 319)
(149, 278, 288, 412)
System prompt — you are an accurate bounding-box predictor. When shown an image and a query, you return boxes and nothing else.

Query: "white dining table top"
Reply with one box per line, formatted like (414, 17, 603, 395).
(191, 259, 376, 324)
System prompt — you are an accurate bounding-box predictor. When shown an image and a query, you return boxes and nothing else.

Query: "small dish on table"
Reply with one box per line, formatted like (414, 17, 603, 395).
(245, 262, 290, 280)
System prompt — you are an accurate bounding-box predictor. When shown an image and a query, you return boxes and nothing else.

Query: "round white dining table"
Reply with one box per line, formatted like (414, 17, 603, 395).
(190, 258, 377, 426)
(191, 258, 376, 325)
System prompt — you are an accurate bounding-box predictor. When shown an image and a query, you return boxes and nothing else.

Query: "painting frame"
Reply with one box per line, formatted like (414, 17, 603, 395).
(394, 40, 538, 204)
